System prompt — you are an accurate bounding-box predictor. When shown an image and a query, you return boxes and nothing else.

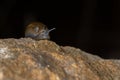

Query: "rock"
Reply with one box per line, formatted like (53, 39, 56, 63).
(0, 38, 119, 80)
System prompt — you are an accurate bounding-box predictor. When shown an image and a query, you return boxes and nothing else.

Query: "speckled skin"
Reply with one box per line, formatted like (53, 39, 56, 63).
(25, 22, 55, 40)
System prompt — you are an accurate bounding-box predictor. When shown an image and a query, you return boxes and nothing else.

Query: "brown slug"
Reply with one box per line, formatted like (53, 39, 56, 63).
(25, 22, 55, 40)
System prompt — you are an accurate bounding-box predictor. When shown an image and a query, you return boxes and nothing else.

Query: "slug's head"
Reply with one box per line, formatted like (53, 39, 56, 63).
(25, 22, 55, 40)
(35, 27, 55, 40)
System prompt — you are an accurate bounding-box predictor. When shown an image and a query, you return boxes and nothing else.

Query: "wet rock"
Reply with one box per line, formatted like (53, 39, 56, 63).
(0, 38, 119, 80)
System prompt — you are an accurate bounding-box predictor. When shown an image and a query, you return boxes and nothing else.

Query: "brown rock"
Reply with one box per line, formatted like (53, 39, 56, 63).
(0, 38, 119, 80)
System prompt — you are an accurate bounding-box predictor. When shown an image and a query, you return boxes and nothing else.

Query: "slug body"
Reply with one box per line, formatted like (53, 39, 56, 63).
(25, 22, 55, 40)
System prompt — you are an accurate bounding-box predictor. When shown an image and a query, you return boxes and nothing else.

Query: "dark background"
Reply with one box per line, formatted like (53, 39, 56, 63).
(0, 0, 120, 59)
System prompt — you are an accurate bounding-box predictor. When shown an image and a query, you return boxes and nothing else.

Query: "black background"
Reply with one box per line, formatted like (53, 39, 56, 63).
(0, 0, 120, 59)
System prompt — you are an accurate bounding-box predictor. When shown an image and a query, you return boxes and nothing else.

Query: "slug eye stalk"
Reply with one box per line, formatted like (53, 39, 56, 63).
(48, 28, 56, 33)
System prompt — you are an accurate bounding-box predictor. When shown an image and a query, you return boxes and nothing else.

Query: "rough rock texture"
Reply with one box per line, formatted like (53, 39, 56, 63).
(0, 38, 119, 80)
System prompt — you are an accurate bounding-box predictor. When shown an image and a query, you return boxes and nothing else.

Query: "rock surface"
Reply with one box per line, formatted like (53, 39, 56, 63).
(0, 38, 119, 80)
